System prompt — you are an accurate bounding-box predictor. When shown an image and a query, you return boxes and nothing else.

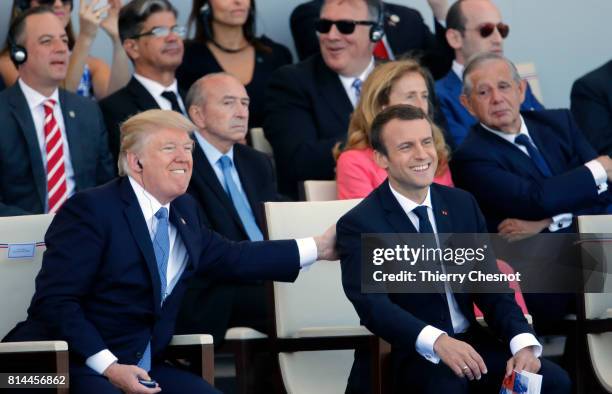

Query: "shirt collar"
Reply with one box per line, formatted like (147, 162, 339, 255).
(480, 115, 530, 144)
(18, 78, 60, 111)
(134, 73, 179, 98)
(194, 132, 235, 166)
(452, 60, 465, 81)
(128, 176, 171, 223)
(388, 183, 433, 214)
(338, 57, 376, 92)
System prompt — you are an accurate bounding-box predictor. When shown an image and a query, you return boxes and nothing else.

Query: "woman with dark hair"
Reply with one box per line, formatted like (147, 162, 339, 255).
(177, 0, 292, 128)
(0, 0, 130, 99)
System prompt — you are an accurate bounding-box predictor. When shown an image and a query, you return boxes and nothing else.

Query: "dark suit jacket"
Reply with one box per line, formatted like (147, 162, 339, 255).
(5, 177, 299, 370)
(571, 59, 612, 156)
(290, 0, 453, 79)
(435, 70, 544, 147)
(0, 83, 114, 216)
(98, 77, 186, 162)
(451, 109, 612, 232)
(176, 140, 279, 340)
(338, 181, 532, 388)
(264, 53, 353, 198)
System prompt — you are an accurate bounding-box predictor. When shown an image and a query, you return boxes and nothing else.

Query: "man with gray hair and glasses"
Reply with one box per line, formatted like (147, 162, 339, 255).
(100, 0, 188, 163)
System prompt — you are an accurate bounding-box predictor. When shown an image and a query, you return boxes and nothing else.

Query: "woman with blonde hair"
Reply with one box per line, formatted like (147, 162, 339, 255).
(335, 59, 453, 199)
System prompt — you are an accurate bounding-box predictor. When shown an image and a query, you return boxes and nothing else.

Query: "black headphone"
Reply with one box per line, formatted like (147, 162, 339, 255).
(8, 35, 27, 66)
(369, 1, 385, 43)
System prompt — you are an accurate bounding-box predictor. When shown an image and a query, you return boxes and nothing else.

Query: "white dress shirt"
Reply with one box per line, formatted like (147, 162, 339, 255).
(481, 116, 608, 232)
(388, 184, 541, 363)
(18, 79, 76, 211)
(133, 73, 186, 114)
(86, 178, 318, 374)
(338, 57, 376, 107)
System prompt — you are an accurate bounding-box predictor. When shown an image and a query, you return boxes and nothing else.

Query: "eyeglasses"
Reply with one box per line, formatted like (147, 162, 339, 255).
(36, 0, 73, 6)
(131, 25, 187, 39)
(314, 19, 375, 35)
(468, 22, 510, 39)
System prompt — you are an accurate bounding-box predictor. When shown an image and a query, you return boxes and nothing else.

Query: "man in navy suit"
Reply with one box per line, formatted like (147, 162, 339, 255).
(265, 0, 379, 198)
(99, 0, 188, 163)
(451, 52, 612, 326)
(4, 109, 336, 394)
(0, 7, 114, 217)
(571, 59, 612, 156)
(435, 0, 543, 147)
(289, 0, 453, 79)
(176, 73, 278, 344)
(338, 104, 570, 393)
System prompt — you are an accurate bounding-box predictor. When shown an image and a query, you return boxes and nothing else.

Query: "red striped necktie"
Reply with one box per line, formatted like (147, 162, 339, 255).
(43, 99, 68, 213)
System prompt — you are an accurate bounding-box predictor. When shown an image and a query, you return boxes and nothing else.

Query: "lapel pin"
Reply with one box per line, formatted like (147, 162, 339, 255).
(441, 210, 448, 216)
(180, 217, 186, 225)
(389, 14, 400, 26)
(68, 110, 75, 118)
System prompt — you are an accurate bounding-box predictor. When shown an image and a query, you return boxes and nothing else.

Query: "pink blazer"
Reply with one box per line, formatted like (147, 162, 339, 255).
(336, 147, 454, 199)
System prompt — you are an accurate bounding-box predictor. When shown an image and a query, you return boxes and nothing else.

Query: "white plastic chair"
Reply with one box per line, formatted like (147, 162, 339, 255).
(516, 62, 544, 105)
(301, 180, 337, 201)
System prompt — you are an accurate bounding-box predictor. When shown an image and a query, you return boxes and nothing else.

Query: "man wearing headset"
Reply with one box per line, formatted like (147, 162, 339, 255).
(265, 0, 381, 199)
(0, 6, 114, 217)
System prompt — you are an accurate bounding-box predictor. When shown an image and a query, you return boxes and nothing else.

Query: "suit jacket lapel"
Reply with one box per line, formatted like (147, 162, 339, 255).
(378, 180, 418, 233)
(127, 77, 160, 111)
(169, 201, 198, 275)
(192, 140, 247, 234)
(120, 178, 163, 314)
(430, 185, 452, 234)
(316, 56, 353, 124)
(233, 147, 262, 226)
(9, 84, 47, 207)
(58, 89, 83, 190)
(524, 116, 561, 176)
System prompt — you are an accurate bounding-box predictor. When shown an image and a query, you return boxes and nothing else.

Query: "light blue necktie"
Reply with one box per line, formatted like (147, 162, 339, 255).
(352, 78, 363, 100)
(218, 156, 264, 241)
(514, 134, 552, 177)
(138, 207, 170, 371)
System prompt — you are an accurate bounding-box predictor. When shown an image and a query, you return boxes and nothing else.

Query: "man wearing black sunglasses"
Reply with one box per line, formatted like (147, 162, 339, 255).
(435, 0, 544, 147)
(265, 0, 381, 199)
(99, 0, 188, 163)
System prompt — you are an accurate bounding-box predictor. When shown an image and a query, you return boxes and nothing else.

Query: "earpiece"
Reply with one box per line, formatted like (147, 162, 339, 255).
(137, 160, 143, 170)
(8, 34, 27, 66)
(369, 2, 385, 43)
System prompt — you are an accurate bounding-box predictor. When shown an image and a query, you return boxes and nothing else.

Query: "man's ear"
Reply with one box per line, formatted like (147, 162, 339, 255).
(460, 93, 476, 117)
(445, 28, 463, 50)
(123, 39, 139, 61)
(518, 79, 527, 105)
(126, 151, 141, 173)
(373, 149, 389, 171)
(188, 105, 205, 129)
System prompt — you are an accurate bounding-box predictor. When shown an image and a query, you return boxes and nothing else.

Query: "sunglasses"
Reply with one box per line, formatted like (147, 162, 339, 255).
(314, 18, 375, 35)
(35, 0, 73, 6)
(470, 22, 510, 39)
(131, 25, 187, 40)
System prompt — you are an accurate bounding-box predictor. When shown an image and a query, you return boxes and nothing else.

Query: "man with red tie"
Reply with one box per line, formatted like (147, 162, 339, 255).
(0, 6, 114, 217)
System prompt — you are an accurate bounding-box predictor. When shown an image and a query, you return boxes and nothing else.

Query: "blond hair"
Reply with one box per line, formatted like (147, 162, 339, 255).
(118, 109, 196, 176)
(335, 59, 450, 176)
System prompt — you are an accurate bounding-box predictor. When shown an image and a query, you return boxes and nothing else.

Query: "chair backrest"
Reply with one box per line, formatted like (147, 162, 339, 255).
(250, 127, 274, 157)
(264, 200, 361, 338)
(516, 62, 544, 105)
(0, 214, 54, 338)
(302, 180, 337, 202)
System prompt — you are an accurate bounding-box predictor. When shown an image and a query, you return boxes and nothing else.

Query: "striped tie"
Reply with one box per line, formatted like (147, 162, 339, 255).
(43, 99, 68, 213)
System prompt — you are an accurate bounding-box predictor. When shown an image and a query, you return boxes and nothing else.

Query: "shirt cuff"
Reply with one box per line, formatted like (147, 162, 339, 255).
(415, 325, 447, 364)
(509, 333, 542, 358)
(86, 349, 118, 375)
(548, 213, 573, 232)
(296, 237, 318, 269)
(585, 160, 609, 194)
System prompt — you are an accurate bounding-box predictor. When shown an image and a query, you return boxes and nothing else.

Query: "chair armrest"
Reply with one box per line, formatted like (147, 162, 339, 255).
(224, 327, 268, 340)
(294, 325, 372, 338)
(167, 334, 214, 385)
(0, 340, 68, 353)
(169, 334, 213, 346)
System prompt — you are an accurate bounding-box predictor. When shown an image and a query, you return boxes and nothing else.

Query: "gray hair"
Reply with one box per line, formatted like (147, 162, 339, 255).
(462, 52, 521, 96)
(320, 0, 381, 21)
(118, 0, 177, 43)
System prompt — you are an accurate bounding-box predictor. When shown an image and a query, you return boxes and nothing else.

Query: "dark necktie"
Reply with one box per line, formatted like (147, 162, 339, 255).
(412, 206, 434, 234)
(514, 134, 552, 177)
(161, 90, 183, 114)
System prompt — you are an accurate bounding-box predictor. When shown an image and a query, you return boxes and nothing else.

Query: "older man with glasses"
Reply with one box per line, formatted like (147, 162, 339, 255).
(435, 0, 544, 147)
(99, 0, 188, 163)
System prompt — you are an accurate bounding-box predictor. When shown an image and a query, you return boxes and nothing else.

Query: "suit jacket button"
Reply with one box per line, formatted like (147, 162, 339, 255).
(135, 352, 143, 359)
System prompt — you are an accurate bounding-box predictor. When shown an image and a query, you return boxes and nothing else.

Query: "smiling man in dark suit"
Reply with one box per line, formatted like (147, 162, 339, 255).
(289, 0, 453, 79)
(176, 72, 278, 344)
(0, 6, 113, 217)
(4, 108, 337, 394)
(99, 0, 188, 162)
(338, 104, 570, 393)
